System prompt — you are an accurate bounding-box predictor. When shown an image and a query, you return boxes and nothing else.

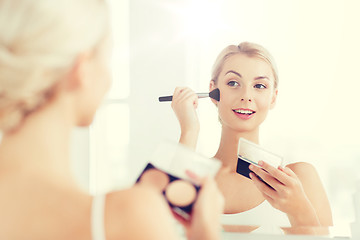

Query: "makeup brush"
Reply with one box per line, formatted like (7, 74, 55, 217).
(158, 88, 220, 102)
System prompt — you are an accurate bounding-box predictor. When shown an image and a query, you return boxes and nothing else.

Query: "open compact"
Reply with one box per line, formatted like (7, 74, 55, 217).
(135, 141, 221, 220)
(137, 163, 200, 220)
(236, 138, 284, 188)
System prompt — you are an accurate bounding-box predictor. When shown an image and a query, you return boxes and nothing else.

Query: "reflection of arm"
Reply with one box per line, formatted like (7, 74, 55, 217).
(222, 225, 259, 233)
(288, 162, 333, 227)
(281, 226, 330, 236)
(179, 130, 199, 150)
(171, 87, 200, 150)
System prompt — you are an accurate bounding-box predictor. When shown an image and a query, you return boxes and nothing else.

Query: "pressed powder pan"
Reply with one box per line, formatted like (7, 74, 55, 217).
(165, 180, 197, 207)
(138, 167, 170, 192)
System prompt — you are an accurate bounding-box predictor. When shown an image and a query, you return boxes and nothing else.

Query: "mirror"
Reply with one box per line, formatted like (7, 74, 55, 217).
(83, 0, 360, 238)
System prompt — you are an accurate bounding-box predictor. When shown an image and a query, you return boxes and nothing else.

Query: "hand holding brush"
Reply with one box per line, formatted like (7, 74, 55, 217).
(159, 88, 220, 102)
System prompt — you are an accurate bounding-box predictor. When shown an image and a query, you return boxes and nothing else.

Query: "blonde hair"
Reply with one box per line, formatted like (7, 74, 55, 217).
(211, 42, 279, 89)
(0, 0, 109, 133)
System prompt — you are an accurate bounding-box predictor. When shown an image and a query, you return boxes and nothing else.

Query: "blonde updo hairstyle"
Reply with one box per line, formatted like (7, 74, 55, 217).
(211, 42, 279, 89)
(0, 0, 109, 133)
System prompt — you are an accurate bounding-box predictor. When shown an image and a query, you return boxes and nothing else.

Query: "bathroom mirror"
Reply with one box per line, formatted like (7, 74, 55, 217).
(74, 0, 360, 238)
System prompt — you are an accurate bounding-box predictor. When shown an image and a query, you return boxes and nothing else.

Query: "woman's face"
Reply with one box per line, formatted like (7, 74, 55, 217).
(211, 53, 277, 133)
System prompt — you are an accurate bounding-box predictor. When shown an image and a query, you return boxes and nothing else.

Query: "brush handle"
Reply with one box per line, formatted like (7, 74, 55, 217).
(159, 96, 173, 101)
(158, 93, 209, 102)
(196, 93, 209, 98)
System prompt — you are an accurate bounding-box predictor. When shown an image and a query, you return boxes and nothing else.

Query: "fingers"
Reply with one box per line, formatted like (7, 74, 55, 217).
(257, 161, 293, 186)
(197, 176, 224, 208)
(250, 161, 301, 200)
(171, 87, 198, 108)
(249, 172, 277, 199)
(186, 176, 224, 240)
(185, 169, 201, 185)
(249, 164, 282, 191)
(182, 173, 223, 213)
(185, 170, 222, 203)
(171, 87, 200, 137)
(171, 209, 190, 229)
(279, 165, 297, 178)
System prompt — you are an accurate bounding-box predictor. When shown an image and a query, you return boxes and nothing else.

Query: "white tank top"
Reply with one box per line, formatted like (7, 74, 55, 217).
(221, 200, 290, 234)
(91, 194, 106, 240)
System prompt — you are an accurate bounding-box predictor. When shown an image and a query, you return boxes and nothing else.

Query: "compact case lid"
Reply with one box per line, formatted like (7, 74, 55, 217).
(238, 138, 283, 168)
(149, 140, 221, 184)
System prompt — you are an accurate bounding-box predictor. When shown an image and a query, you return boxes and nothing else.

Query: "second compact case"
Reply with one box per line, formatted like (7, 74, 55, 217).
(135, 141, 221, 220)
(137, 162, 200, 220)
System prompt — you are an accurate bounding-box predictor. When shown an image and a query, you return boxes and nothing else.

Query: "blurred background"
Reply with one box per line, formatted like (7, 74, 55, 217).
(70, 0, 360, 230)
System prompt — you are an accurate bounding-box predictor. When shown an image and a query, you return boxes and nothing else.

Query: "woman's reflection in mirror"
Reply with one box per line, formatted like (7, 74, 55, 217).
(170, 42, 333, 230)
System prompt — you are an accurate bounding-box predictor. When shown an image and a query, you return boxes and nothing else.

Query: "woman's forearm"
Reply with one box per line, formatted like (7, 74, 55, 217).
(179, 129, 199, 150)
(287, 201, 321, 226)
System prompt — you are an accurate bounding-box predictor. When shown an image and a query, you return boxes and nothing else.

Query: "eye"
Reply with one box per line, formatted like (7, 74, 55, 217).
(227, 80, 239, 87)
(254, 83, 266, 89)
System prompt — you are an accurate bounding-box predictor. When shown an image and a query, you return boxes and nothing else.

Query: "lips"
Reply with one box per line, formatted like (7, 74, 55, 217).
(233, 108, 256, 119)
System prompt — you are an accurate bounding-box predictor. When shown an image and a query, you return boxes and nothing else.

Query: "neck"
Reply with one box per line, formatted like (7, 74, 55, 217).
(0, 97, 77, 185)
(214, 126, 260, 171)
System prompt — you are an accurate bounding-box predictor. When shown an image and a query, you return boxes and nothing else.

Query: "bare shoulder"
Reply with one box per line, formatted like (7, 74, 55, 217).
(286, 162, 324, 191)
(286, 162, 320, 181)
(104, 185, 179, 240)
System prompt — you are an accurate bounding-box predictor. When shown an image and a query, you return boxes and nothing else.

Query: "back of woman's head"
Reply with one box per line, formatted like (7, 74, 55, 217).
(211, 42, 279, 89)
(0, 0, 108, 133)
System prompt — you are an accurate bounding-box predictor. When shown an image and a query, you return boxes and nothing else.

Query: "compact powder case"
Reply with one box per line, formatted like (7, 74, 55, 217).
(135, 141, 221, 220)
(137, 163, 200, 220)
(236, 138, 283, 189)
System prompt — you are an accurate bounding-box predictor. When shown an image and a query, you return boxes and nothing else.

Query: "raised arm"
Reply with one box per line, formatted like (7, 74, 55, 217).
(171, 87, 200, 150)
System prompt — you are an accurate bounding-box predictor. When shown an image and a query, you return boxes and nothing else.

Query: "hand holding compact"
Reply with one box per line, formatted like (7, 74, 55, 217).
(249, 161, 320, 226)
(176, 172, 224, 240)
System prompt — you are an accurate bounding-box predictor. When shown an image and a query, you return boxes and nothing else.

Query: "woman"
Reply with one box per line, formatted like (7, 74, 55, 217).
(0, 0, 223, 239)
(171, 42, 333, 228)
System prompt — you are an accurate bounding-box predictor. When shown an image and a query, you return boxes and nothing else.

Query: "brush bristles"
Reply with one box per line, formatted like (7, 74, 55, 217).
(209, 88, 220, 101)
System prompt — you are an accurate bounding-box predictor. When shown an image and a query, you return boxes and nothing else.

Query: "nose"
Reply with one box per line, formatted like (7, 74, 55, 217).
(241, 98, 252, 102)
(240, 88, 252, 102)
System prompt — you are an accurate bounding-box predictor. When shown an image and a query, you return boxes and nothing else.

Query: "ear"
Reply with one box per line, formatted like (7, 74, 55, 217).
(63, 53, 90, 92)
(270, 89, 278, 109)
(209, 80, 218, 105)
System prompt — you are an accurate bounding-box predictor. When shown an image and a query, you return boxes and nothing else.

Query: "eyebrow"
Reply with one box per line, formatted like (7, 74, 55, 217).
(254, 76, 270, 81)
(225, 70, 242, 78)
(225, 71, 270, 81)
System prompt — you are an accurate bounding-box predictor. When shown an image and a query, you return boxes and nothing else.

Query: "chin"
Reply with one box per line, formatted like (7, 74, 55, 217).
(77, 113, 96, 127)
(222, 120, 261, 133)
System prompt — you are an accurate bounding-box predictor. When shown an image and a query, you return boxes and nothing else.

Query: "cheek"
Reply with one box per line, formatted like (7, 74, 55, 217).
(254, 93, 273, 111)
(93, 61, 111, 97)
(217, 89, 232, 109)
(217, 95, 236, 121)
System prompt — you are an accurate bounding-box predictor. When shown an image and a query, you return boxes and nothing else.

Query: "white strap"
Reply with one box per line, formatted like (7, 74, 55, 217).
(91, 194, 106, 240)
